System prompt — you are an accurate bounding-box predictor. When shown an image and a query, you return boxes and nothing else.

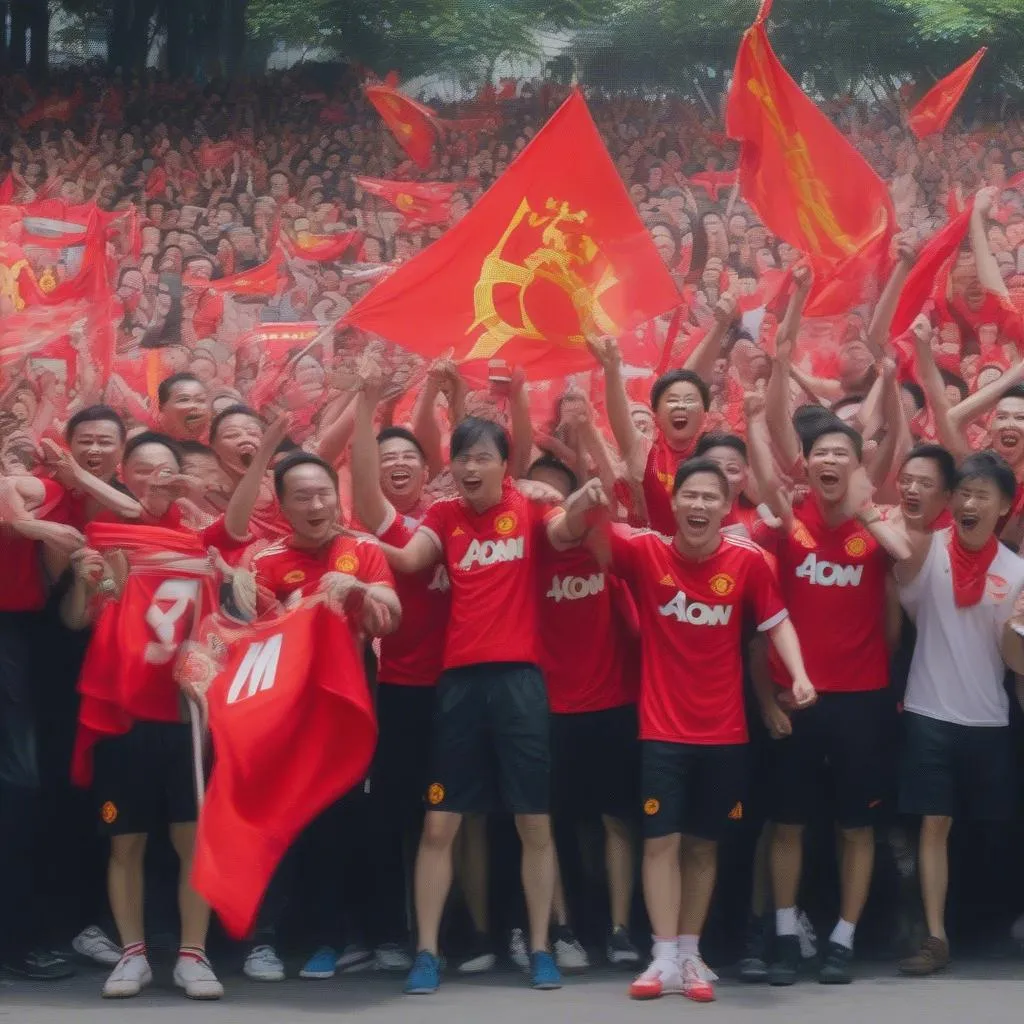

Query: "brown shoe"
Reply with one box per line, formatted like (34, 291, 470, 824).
(898, 937, 950, 976)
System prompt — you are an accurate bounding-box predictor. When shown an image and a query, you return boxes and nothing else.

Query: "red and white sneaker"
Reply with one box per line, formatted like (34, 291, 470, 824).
(680, 954, 716, 1003)
(629, 959, 683, 1000)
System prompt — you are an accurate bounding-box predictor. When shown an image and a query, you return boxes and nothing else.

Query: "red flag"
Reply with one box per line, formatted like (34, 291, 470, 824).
(384, 70, 400, 87)
(365, 86, 438, 169)
(0, 176, 13, 204)
(71, 524, 219, 786)
(18, 88, 83, 129)
(345, 91, 680, 379)
(197, 140, 238, 171)
(687, 171, 737, 201)
(281, 229, 362, 262)
(354, 176, 472, 226)
(190, 601, 376, 938)
(185, 247, 286, 295)
(909, 48, 987, 140)
(726, 7, 894, 316)
(891, 200, 973, 337)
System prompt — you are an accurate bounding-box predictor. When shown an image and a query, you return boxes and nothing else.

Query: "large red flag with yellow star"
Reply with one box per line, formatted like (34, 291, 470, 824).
(345, 91, 680, 379)
(726, 0, 894, 316)
(365, 86, 438, 169)
(909, 48, 987, 140)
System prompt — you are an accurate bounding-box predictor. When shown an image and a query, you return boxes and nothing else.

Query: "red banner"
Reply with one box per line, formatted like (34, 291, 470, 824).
(281, 229, 362, 262)
(191, 601, 376, 937)
(909, 48, 987, 140)
(345, 91, 680, 379)
(354, 176, 474, 226)
(726, 5, 894, 316)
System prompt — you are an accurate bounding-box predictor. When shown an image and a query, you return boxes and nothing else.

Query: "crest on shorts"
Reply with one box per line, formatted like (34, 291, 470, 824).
(284, 569, 306, 585)
(728, 802, 743, 821)
(336, 553, 359, 574)
(844, 534, 868, 557)
(643, 798, 660, 816)
(708, 573, 735, 597)
(101, 801, 118, 824)
(494, 511, 518, 536)
(427, 783, 445, 805)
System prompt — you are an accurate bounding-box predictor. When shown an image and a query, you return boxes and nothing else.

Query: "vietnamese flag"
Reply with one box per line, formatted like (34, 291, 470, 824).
(909, 48, 987, 140)
(281, 229, 362, 262)
(688, 171, 737, 201)
(365, 85, 438, 169)
(354, 176, 471, 226)
(726, 0, 894, 316)
(18, 88, 83, 129)
(190, 601, 376, 938)
(186, 247, 286, 295)
(345, 91, 680, 379)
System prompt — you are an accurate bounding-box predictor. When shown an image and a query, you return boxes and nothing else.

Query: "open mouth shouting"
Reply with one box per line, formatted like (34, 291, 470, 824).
(388, 467, 413, 492)
(998, 430, 1021, 453)
(685, 513, 710, 532)
(84, 454, 105, 473)
(237, 443, 257, 467)
(461, 475, 483, 496)
(670, 411, 689, 433)
(957, 511, 981, 533)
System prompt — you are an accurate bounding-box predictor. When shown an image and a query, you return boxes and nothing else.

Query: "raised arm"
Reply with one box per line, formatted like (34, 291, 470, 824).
(350, 383, 391, 534)
(508, 368, 533, 480)
(971, 186, 1009, 298)
(948, 356, 1024, 439)
(745, 393, 792, 527)
(547, 478, 608, 550)
(412, 357, 455, 480)
(684, 293, 737, 381)
(40, 439, 143, 520)
(587, 335, 647, 481)
(866, 237, 916, 355)
(223, 414, 290, 540)
(378, 531, 442, 575)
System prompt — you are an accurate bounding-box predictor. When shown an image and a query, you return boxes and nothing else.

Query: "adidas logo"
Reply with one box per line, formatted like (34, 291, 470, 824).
(452, 527, 465, 537)
(659, 573, 674, 586)
(728, 802, 743, 821)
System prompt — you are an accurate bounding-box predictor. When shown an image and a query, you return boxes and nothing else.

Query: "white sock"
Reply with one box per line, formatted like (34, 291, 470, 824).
(677, 935, 699, 958)
(776, 907, 798, 936)
(651, 937, 677, 964)
(830, 919, 856, 950)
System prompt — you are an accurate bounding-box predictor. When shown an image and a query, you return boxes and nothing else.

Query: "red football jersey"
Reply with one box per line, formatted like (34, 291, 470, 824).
(536, 543, 635, 714)
(418, 479, 555, 670)
(641, 432, 697, 535)
(251, 532, 394, 610)
(609, 528, 787, 745)
(753, 493, 890, 693)
(93, 502, 244, 552)
(376, 506, 450, 687)
(0, 476, 66, 613)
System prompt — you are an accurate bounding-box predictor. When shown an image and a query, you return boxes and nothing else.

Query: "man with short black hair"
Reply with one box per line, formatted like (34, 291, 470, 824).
(157, 372, 209, 441)
(896, 450, 1024, 976)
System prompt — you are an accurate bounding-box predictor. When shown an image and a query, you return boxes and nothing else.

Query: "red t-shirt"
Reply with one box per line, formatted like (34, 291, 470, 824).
(641, 433, 697, 535)
(752, 493, 890, 693)
(376, 506, 450, 687)
(0, 477, 66, 613)
(609, 528, 786, 745)
(536, 543, 635, 714)
(251, 532, 394, 610)
(418, 479, 554, 670)
(723, 496, 761, 535)
(94, 502, 243, 551)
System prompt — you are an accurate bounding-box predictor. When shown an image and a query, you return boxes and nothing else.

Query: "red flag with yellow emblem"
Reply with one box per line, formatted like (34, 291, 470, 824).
(365, 86, 438, 169)
(344, 91, 680, 379)
(909, 48, 987, 140)
(726, 0, 894, 316)
(354, 176, 472, 227)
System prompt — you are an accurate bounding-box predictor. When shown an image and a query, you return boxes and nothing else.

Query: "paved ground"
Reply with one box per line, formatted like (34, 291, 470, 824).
(4, 961, 1024, 1023)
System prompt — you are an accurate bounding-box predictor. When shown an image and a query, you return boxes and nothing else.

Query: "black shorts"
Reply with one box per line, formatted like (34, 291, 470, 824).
(899, 711, 1015, 821)
(426, 662, 550, 816)
(768, 689, 895, 829)
(93, 721, 197, 836)
(371, 682, 435, 821)
(640, 741, 747, 841)
(551, 704, 639, 822)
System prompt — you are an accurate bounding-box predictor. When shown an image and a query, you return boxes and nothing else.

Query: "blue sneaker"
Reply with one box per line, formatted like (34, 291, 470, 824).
(404, 951, 441, 995)
(299, 946, 338, 980)
(530, 950, 562, 990)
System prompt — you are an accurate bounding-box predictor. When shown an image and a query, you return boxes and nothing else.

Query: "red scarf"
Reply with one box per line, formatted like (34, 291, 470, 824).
(948, 530, 998, 608)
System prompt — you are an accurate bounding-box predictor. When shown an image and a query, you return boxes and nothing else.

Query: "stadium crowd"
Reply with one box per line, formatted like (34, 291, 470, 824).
(2, 60, 1024, 1003)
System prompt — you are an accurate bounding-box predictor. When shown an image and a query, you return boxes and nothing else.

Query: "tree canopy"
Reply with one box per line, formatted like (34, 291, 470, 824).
(6, 0, 1024, 106)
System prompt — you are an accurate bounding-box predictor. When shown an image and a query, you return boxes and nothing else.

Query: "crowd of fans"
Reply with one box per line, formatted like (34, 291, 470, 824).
(2, 61, 1024, 1004)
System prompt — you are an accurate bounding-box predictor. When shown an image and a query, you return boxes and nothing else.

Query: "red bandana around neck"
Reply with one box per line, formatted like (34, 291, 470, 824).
(948, 529, 998, 608)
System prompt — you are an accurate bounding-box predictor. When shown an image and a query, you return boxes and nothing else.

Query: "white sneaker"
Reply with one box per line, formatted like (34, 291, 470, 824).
(682, 952, 718, 982)
(102, 953, 152, 999)
(243, 944, 285, 982)
(553, 933, 590, 971)
(337, 943, 374, 972)
(374, 943, 413, 972)
(173, 953, 224, 1000)
(629, 958, 683, 999)
(509, 928, 530, 972)
(795, 909, 818, 960)
(73, 926, 122, 967)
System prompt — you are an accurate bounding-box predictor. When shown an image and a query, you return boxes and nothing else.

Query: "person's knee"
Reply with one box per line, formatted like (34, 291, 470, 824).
(603, 814, 631, 841)
(110, 833, 146, 865)
(772, 823, 804, 845)
(921, 815, 953, 841)
(514, 813, 552, 849)
(681, 835, 717, 868)
(420, 810, 461, 850)
(840, 825, 874, 846)
(643, 833, 681, 862)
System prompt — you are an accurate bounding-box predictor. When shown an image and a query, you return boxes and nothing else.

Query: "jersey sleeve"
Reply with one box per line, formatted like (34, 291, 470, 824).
(607, 524, 642, 582)
(199, 514, 250, 555)
(355, 539, 396, 589)
(377, 514, 414, 547)
(749, 517, 781, 557)
(251, 551, 283, 610)
(417, 500, 448, 552)
(748, 547, 789, 632)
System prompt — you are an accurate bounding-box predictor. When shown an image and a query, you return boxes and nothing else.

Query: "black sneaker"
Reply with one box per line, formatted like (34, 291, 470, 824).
(4, 950, 76, 981)
(818, 941, 853, 984)
(738, 914, 771, 983)
(606, 925, 641, 966)
(768, 934, 801, 986)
